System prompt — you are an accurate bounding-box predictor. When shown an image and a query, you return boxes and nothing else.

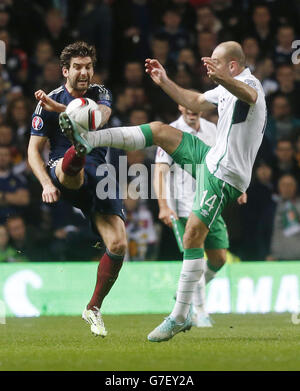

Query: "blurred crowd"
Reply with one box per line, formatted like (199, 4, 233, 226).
(1, 0, 300, 262)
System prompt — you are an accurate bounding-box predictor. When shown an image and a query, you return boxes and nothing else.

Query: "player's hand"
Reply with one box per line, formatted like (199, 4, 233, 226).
(145, 59, 168, 86)
(202, 57, 225, 84)
(159, 206, 178, 228)
(42, 183, 61, 203)
(237, 192, 247, 205)
(35, 90, 66, 113)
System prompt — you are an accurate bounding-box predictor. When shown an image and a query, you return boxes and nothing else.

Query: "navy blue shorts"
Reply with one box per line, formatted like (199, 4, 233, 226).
(48, 158, 125, 236)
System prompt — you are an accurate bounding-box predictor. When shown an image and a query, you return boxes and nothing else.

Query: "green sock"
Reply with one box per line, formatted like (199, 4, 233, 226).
(140, 124, 153, 147)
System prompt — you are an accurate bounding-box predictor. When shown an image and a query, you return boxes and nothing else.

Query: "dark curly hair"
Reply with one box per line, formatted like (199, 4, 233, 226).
(60, 41, 97, 69)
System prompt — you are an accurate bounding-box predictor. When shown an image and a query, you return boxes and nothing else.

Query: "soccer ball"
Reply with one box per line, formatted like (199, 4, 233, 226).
(65, 98, 102, 131)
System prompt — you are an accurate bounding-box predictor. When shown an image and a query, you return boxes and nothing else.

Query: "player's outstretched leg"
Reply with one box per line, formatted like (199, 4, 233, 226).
(58, 114, 183, 157)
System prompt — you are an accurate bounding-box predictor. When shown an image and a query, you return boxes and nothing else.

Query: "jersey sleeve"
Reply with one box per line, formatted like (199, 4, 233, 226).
(31, 103, 52, 137)
(155, 147, 173, 165)
(204, 86, 221, 105)
(93, 84, 113, 108)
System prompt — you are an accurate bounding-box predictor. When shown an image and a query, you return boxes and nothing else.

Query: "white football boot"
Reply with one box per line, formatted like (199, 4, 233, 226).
(82, 306, 107, 337)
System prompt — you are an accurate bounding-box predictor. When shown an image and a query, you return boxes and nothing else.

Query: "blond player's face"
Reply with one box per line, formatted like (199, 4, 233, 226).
(64, 56, 94, 92)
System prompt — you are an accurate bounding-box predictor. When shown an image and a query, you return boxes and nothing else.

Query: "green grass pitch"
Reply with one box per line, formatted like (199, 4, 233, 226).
(1, 313, 300, 371)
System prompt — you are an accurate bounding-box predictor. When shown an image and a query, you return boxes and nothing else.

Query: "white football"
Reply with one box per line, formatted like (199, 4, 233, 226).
(65, 98, 102, 131)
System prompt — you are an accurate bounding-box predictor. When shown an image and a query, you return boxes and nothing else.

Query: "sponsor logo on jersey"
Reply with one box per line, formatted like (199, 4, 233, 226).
(32, 116, 44, 131)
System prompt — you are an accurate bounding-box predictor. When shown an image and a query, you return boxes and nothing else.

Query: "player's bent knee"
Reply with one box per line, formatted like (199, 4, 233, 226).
(55, 160, 84, 190)
(107, 239, 127, 256)
(149, 121, 163, 139)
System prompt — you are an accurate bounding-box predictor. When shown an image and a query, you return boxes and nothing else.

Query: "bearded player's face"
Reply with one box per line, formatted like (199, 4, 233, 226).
(64, 56, 94, 91)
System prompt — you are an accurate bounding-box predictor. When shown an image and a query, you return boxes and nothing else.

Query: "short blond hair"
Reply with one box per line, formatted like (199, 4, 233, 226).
(216, 41, 246, 67)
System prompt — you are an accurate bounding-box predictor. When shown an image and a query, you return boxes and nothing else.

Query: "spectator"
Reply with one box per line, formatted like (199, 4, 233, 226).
(128, 107, 149, 127)
(156, 7, 191, 61)
(270, 138, 300, 190)
(0, 64, 12, 109)
(126, 147, 156, 214)
(5, 215, 47, 261)
(0, 29, 28, 86)
(273, 25, 296, 65)
(124, 193, 157, 261)
(242, 36, 261, 73)
(268, 174, 300, 260)
(177, 47, 197, 71)
(0, 146, 30, 224)
(194, 31, 217, 90)
(0, 124, 23, 171)
(5, 96, 32, 155)
(34, 58, 63, 93)
(111, 0, 153, 70)
(254, 57, 278, 96)
(171, 0, 197, 31)
(268, 64, 300, 118)
(45, 200, 101, 261)
(0, 224, 21, 262)
(210, 0, 242, 37)
(27, 40, 54, 93)
(131, 87, 150, 110)
(78, 0, 113, 70)
(195, 5, 223, 36)
(0, 3, 11, 31)
(195, 30, 216, 59)
(245, 4, 276, 56)
(150, 33, 174, 70)
(92, 69, 109, 85)
(123, 61, 145, 88)
(42, 8, 73, 55)
(173, 63, 194, 89)
(240, 161, 276, 261)
(265, 95, 300, 149)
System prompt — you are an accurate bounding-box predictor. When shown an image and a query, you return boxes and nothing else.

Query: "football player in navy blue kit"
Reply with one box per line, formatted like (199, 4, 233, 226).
(28, 41, 126, 337)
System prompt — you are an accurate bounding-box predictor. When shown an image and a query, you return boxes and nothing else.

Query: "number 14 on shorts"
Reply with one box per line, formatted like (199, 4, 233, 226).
(199, 190, 217, 212)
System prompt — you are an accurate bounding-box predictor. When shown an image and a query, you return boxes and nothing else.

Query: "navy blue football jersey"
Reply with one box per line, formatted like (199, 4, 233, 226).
(31, 84, 112, 164)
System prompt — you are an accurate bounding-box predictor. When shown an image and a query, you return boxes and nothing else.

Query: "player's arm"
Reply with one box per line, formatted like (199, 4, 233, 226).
(153, 162, 178, 228)
(27, 135, 60, 203)
(95, 85, 113, 129)
(35, 90, 66, 113)
(145, 59, 215, 112)
(96, 104, 111, 129)
(202, 57, 258, 105)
